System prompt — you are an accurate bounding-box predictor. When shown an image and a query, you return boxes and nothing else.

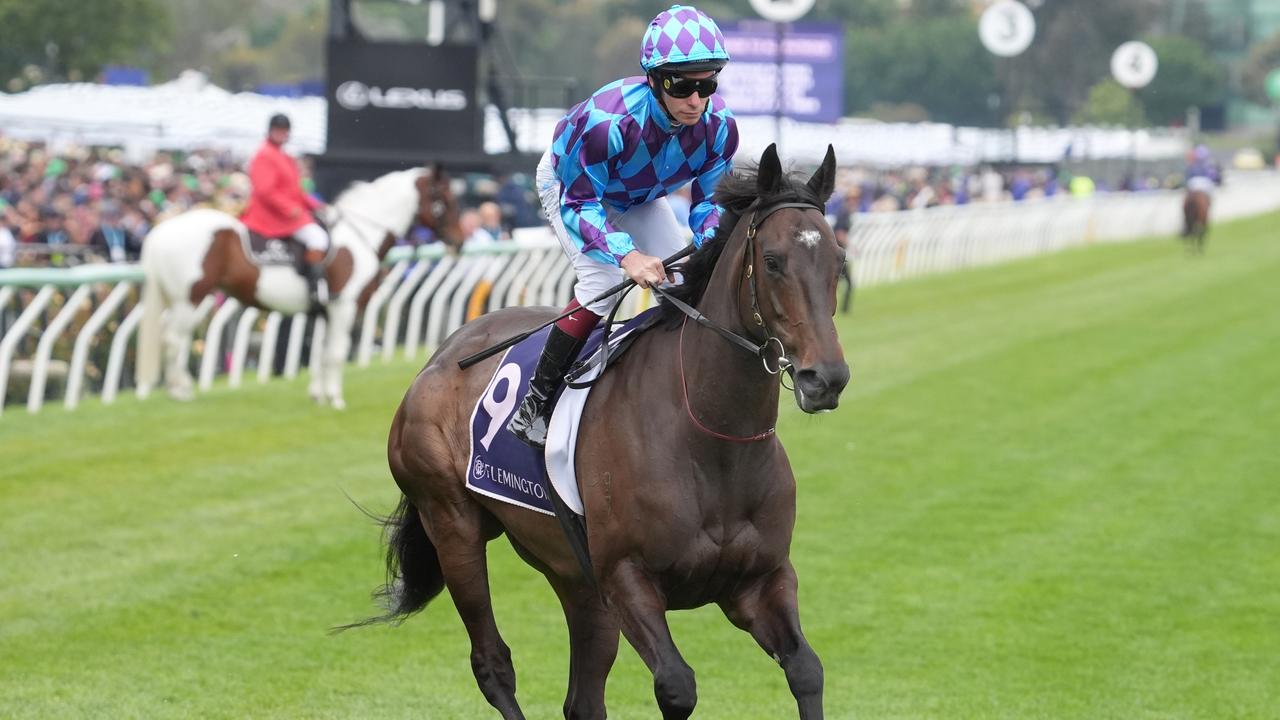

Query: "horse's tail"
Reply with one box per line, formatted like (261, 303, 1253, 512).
(333, 495, 445, 631)
(135, 240, 166, 397)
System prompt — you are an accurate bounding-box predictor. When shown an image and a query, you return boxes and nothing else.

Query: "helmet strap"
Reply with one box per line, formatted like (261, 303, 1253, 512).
(647, 72, 677, 124)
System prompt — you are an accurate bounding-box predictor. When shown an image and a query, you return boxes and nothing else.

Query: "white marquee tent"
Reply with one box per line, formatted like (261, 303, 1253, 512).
(0, 71, 1188, 167)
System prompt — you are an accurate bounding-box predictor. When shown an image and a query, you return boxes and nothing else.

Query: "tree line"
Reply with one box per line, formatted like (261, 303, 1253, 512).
(0, 0, 1270, 129)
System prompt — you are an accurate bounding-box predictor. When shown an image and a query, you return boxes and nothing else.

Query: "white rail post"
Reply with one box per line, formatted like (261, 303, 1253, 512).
(284, 313, 307, 379)
(424, 256, 477, 351)
(66, 282, 133, 410)
(228, 307, 260, 389)
(199, 298, 242, 392)
(488, 250, 532, 314)
(445, 255, 496, 341)
(27, 284, 92, 413)
(257, 311, 283, 384)
(0, 284, 57, 415)
(404, 255, 458, 359)
(101, 303, 144, 405)
(381, 259, 434, 363)
(356, 259, 410, 367)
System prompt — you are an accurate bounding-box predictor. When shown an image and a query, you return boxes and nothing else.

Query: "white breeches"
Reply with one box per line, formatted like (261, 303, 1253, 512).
(294, 222, 330, 252)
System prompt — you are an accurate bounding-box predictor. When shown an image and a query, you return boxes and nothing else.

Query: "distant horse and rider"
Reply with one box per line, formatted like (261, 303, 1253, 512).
(136, 114, 464, 409)
(1181, 144, 1218, 255)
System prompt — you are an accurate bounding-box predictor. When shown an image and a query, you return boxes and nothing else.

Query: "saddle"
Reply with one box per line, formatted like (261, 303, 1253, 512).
(242, 228, 335, 270)
(466, 307, 664, 514)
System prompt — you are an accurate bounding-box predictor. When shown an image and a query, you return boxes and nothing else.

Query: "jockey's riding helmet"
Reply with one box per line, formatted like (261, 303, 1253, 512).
(640, 4, 730, 74)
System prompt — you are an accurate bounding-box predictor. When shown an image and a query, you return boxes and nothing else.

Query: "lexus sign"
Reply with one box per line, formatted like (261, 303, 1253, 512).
(334, 81, 469, 112)
(326, 39, 481, 155)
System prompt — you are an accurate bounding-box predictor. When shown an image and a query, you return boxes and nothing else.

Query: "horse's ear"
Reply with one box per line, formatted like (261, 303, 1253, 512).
(806, 145, 837, 204)
(430, 162, 448, 182)
(757, 143, 783, 196)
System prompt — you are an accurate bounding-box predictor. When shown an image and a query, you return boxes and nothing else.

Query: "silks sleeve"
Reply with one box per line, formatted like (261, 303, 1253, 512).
(558, 120, 634, 266)
(688, 111, 740, 247)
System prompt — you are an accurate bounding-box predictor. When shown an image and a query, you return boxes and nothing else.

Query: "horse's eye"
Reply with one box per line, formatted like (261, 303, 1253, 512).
(764, 255, 782, 274)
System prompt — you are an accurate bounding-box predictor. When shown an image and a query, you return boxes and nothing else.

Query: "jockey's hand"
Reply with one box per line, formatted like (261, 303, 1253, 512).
(621, 251, 669, 289)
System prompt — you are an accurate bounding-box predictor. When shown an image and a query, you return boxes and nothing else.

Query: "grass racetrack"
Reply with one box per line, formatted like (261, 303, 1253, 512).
(3, 212, 1278, 719)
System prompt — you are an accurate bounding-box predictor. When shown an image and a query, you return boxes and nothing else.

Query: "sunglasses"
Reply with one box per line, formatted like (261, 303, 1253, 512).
(659, 72, 719, 99)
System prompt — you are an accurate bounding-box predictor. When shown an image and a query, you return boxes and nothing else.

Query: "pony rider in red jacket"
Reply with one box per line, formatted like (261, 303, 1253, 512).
(240, 113, 329, 311)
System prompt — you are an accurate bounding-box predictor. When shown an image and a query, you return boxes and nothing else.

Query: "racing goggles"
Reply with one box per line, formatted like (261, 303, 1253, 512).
(658, 72, 719, 99)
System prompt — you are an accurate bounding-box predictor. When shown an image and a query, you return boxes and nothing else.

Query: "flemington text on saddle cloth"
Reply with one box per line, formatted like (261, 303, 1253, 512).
(465, 309, 660, 517)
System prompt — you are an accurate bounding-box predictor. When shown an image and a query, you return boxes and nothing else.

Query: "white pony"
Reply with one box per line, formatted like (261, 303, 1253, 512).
(136, 166, 461, 408)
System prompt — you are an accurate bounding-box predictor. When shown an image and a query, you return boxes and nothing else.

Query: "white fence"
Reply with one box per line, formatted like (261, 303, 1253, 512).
(3, 171, 1279, 416)
(847, 171, 1280, 288)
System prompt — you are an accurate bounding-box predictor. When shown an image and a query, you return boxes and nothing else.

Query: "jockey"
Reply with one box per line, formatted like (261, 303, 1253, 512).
(240, 113, 329, 311)
(1185, 144, 1219, 195)
(508, 3, 739, 449)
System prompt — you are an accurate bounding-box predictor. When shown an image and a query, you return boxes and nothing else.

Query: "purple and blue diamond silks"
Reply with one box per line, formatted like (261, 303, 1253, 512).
(640, 4, 731, 71)
(548, 77, 738, 267)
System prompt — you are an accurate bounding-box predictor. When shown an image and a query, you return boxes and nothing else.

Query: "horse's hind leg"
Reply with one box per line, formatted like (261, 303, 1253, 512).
(552, 582, 620, 720)
(164, 301, 200, 401)
(720, 562, 824, 720)
(418, 502, 525, 719)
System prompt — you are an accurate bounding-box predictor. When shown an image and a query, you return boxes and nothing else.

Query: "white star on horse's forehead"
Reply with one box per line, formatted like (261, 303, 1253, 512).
(796, 229, 822, 248)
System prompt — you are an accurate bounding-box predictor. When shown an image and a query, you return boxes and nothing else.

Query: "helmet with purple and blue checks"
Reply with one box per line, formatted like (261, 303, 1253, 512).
(640, 4, 730, 73)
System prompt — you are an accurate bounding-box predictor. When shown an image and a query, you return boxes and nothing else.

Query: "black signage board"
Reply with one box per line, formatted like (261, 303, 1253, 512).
(325, 38, 482, 155)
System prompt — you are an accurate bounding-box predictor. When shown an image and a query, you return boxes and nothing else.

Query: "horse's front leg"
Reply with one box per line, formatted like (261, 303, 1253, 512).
(306, 315, 327, 404)
(721, 562, 824, 719)
(322, 300, 356, 410)
(601, 561, 697, 720)
(552, 580, 620, 720)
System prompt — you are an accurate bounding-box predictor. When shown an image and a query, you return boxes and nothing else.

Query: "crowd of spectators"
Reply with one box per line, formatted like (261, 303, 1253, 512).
(0, 137, 253, 268)
(824, 163, 1195, 217)
(0, 137, 547, 269)
(0, 134, 1217, 271)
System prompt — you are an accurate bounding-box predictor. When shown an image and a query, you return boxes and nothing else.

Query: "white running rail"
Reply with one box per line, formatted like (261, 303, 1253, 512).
(3, 171, 1279, 415)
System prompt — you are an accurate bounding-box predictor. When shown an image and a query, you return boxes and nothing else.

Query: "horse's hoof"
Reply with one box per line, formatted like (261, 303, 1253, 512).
(168, 387, 195, 402)
(330, 397, 347, 411)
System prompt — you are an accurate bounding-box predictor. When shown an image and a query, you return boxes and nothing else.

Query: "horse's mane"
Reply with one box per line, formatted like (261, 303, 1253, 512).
(332, 167, 426, 208)
(328, 168, 429, 241)
(658, 164, 821, 328)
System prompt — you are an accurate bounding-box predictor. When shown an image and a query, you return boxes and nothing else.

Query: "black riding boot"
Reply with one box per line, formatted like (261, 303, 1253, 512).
(508, 326, 587, 449)
(304, 262, 328, 314)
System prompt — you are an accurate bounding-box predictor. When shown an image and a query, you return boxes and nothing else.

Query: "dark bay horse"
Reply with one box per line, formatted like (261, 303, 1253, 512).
(1182, 188, 1211, 255)
(368, 145, 849, 719)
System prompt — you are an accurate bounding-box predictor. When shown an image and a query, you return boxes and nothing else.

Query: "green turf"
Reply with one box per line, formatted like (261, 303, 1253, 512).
(3, 216, 1278, 719)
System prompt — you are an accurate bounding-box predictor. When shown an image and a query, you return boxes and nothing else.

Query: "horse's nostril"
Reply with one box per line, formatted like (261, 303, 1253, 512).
(795, 369, 827, 394)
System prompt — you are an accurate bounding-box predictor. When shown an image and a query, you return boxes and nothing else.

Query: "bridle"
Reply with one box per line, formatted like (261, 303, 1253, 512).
(652, 197, 824, 377)
(651, 196, 825, 442)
